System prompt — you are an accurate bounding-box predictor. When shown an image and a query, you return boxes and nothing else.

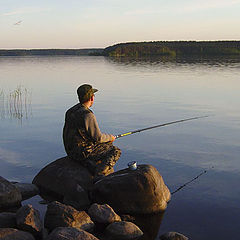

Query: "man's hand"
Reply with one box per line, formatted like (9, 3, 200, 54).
(110, 135, 116, 142)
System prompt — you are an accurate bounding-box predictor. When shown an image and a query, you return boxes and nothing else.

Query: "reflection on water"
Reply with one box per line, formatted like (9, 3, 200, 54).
(135, 213, 165, 240)
(119, 212, 165, 240)
(0, 56, 240, 240)
(107, 55, 240, 65)
(0, 85, 32, 122)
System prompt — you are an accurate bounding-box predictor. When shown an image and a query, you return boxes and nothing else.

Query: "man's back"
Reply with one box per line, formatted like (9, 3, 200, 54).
(63, 103, 94, 159)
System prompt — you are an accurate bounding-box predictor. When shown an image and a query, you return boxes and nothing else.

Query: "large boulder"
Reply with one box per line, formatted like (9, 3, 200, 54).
(32, 156, 93, 209)
(16, 204, 43, 238)
(46, 227, 99, 240)
(91, 164, 171, 214)
(0, 228, 35, 240)
(0, 176, 22, 209)
(44, 201, 94, 232)
(105, 221, 143, 240)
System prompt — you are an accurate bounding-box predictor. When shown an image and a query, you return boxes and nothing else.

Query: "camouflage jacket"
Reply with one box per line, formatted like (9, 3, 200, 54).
(63, 103, 112, 159)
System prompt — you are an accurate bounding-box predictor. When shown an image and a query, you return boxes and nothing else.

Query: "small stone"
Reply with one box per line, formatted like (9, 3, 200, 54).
(13, 183, 39, 200)
(88, 203, 121, 224)
(46, 227, 99, 240)
(0, 176, 22, 209)
(16, 204, 43, 238)
(105, 221, 143, 240)
(0, 212, 16, 228)
(0, 228, 35, 240)
(44, 201, 94, 232)
(159, 232, 188, 240)
(120, 214, 136, 222)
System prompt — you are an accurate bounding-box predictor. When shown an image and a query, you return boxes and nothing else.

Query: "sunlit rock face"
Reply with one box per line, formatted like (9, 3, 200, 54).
(44, 201, 94, 233)
(88, 203, 121, 224)
(16, 204, 43, 239)
(91, 164, 171, 214)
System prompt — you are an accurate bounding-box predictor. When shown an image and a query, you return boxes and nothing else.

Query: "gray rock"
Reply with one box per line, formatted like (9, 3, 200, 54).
(13, 183, 39, 200)
(0, 176, 22, 209)
(63, 184, 90, 210)
(159, 232, 188, 240)
(105, 221, 143, 240)
(32, 156, 92, 209)
(0, 228, 35, 240)
(44, 201, 94, 232)
(42, 228, 49, 240)
(0, 212, 16, 228)
(91, 164, 171, 214)
(46, 227, 99, 240)
(88, 203, 121, 224)
(16, 204, 43, 238)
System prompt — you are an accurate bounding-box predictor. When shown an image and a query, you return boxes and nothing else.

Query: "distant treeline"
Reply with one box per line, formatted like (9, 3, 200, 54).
(103, 41, 240, 57)
(1, 41, 240, 57)
(0, 49, 103, 56)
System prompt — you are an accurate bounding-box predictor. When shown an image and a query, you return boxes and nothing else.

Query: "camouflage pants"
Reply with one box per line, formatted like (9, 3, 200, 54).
(73, 142, 121, 176)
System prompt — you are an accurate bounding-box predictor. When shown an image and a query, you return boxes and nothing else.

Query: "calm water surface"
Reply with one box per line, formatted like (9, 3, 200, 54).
(0, 56, 240, 240)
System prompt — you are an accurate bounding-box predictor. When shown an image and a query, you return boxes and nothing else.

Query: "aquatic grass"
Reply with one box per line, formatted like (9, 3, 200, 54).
(0, 86, 32, 121)
(0, 89, 5, 119)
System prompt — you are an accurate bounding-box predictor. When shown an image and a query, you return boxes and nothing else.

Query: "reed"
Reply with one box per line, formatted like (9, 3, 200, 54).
(0, 89, 5, 119)
(0, 86, 32, 121)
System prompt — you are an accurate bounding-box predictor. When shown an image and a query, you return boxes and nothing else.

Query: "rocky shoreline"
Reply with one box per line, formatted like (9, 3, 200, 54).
(0, 156, 188, 240)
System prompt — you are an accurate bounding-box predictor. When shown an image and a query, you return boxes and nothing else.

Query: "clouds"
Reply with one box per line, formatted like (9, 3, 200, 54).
(0, 147, 20, 165)
(2, 7, 50, 16)
(0, 0, 239, 48)
(181, 0, 240, 13)
(124, 0, 240, 17)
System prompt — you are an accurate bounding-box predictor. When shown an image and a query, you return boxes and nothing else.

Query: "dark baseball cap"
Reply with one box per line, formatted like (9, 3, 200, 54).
(77, 84, 98, 102)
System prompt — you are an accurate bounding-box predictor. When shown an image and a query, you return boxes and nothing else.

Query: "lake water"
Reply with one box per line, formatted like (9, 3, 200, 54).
(0, 56, 240, 239)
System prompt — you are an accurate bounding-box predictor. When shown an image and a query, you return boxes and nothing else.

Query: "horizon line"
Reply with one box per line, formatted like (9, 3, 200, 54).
(1, 39, 240, 51)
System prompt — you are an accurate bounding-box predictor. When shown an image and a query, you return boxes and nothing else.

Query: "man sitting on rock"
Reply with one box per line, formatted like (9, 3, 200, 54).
(63, 84, 121, 177)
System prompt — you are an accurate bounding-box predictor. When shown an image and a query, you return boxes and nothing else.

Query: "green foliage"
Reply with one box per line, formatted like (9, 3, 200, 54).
(0, 49, 103, 56)
(103, 41, 240, 57)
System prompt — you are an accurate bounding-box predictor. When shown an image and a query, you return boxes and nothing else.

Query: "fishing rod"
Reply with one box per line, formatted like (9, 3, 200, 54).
(115, 115, 209, 139)
(171, 166, 214, 195)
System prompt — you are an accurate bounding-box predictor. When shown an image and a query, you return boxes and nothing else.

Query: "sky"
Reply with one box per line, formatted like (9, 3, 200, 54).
(0, 0, 240, 49)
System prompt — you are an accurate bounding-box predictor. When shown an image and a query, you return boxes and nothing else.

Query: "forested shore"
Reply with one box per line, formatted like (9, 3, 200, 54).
(0, 48, 103, 56)
(103, 41, 240, 57)
(1, 41, 240, 57)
